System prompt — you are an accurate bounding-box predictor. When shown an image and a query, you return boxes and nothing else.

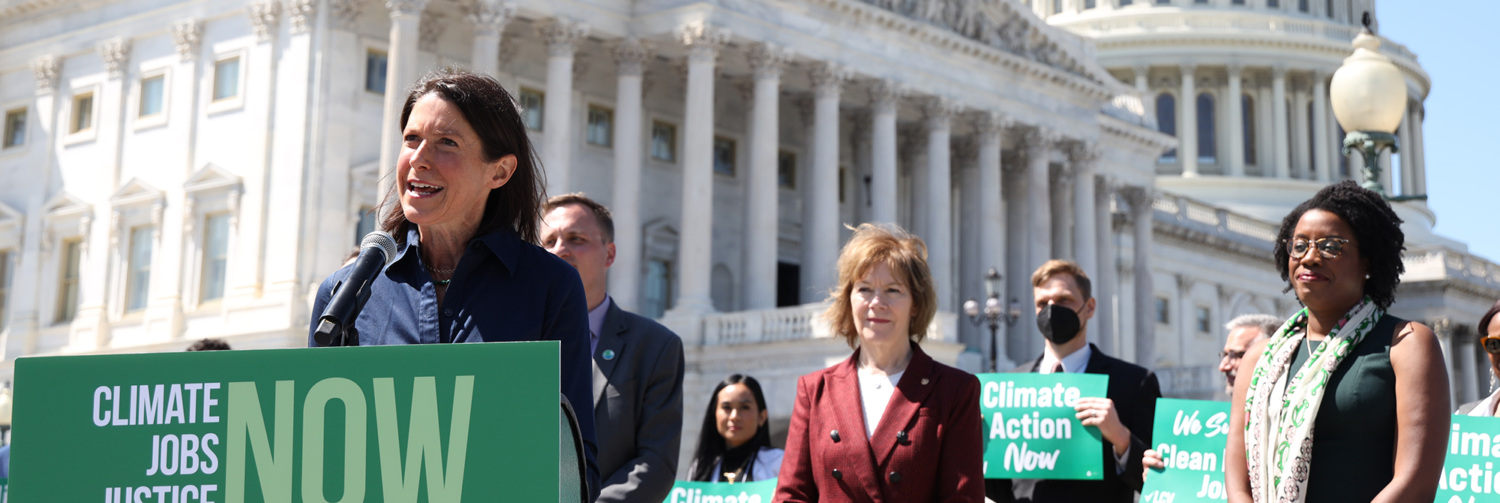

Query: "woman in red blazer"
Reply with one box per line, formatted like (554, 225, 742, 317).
(774, 224, 984, 503)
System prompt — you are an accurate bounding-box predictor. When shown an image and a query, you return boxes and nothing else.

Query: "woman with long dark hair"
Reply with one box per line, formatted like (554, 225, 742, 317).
(688, 374, 784, 483)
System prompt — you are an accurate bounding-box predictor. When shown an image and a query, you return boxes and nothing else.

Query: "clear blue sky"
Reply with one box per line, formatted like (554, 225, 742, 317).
(1380, 1, 1499, 263)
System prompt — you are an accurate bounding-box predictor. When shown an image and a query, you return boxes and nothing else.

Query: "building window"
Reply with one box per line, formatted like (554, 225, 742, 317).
(1197, 93, 1216, 163)
(1196, 306, 1211, 333)
(1120, 0, 1132, 5)
(56, 239, 82, 323)
(200, 213, 230, 303)
(778, 151, 797, 189)
(586, 106, 613, 147)
(642, 259, 673, 319)
(1267, 0, 1278, 7)
(713, 137, 736, 176)
(1084, 0, 1096, 8)
(1298, 0, 1308, 12)
(1156, 93, 1176, 161)
(1155, 297, 1170, 324)
(518, 88, 544, 131)
(355, 206, 377, 246)
(0, 250, 9, 329)
(1325, 0, 1334, 18)
(139, 75, 165, 118)
(71, 92, 95, 134)
(126, 227, 154, 312)
(651, 121, 677, 162)
(2, 108, 24, 149)
(213, 57, 240, 102)
(365, 50, 388, 94)
(1242, 95, 1256, 165)
(1232, 0, 1245, 4)
(1194, 0, 1207, 3)
(1155, 0, 1169, 4)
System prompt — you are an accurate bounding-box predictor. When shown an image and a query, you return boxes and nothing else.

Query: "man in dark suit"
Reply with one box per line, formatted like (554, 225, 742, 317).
(543, 194, 684, 503)
(986, 259, 1161, 503)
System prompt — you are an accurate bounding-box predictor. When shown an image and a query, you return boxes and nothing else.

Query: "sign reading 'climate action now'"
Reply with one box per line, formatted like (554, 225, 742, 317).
(980, 373, 1108, 480)
(11, 342, 560, 502)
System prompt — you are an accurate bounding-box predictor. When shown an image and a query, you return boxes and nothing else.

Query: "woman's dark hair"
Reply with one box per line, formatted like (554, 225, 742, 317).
(1479, 299, 1500, 337)
(1274, 180, 1405, 309)
(379, 67, 547, 244)
(690, 374, 772, 482)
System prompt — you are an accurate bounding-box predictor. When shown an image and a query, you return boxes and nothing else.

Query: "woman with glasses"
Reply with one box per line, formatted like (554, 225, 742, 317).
(1457, 300, 1500, 416)
(775, 223, 984, 502)
(1223, 181, 1450, 503)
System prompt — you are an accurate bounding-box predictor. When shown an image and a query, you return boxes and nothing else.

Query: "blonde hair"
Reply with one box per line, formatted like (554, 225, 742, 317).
(822, 223, 937, 348)
(1030, 259, 1092, 299)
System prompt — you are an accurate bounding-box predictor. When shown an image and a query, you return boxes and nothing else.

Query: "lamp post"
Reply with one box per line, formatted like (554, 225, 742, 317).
(963, 267, 1021, 372)
(1330, 12, 1425, 201)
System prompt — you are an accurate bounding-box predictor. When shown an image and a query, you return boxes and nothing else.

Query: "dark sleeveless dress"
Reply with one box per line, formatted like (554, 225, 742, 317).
(1283, 314, 1402, 502)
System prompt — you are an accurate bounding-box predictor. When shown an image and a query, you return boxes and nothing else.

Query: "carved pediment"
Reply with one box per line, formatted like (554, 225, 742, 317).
(43, 191, 90, 219)
(0, 200, 23, 243)
(109, 178, 165, 208)
(184, 163, 243, 194)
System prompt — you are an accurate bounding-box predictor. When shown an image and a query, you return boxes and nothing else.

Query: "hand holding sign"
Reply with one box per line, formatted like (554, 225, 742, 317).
(980, 373, 1109, 480)
(1138, 398, 1231, 503)
(1075, 396, 1130, 456)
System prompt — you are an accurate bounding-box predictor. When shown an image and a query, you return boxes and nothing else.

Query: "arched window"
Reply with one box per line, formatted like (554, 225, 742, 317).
(1298, 0, 1309, 12)
(1306, 101, 1317, 172)
(1242, 94, 1256, 166)
(1197, 93, 1216, 163)
(1326, 0, 1334, 18)
(1157, 92, 1177, 161)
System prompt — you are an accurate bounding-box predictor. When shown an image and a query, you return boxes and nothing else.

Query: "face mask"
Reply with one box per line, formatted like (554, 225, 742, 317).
(1037, 304, 1081, 345)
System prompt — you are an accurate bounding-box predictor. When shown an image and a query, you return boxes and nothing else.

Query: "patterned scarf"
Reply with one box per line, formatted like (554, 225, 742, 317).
(1243, 297, 1383, 503)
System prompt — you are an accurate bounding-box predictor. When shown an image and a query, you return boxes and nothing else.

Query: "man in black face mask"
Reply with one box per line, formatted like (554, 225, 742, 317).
(986, 260, 1162, 503)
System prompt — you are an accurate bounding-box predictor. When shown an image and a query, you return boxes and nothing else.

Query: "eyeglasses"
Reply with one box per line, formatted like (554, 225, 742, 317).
(1219, 350, 1247, 361)
(1287, 237, 1351, 260)
(1483, 336, 1500, 354)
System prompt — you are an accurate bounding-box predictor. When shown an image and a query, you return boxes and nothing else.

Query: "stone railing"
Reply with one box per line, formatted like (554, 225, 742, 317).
(700, 302, 959, 347)
(1104, 93, 1154, 128)
(1402, 246, 1500, 295)
(1155, 364, 1223, 399)
(1153, 193, 1278, 251)
(1061, 10, 1419, 64)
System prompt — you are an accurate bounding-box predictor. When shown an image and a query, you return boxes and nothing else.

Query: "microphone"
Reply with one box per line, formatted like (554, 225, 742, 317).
(314, 231, 398, 347)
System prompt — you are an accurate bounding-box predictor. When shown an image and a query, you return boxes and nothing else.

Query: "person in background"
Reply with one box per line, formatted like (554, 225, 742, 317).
(542, 193, 684, 503)
(688, 374, 783, 483)
(185, 338, 231, 351)
(308, 68, 599, 499)
(1218, 314, 1279, 396)
(986, 260, 1160, 503)
(775, 223, 984, 502)
(1225, 181, 1449, 503)
(1456, 299, 1500, 416)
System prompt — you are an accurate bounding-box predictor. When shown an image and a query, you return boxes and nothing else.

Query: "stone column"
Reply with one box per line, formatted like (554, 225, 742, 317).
(466, 1, 515, 79)
(377, 0, 429, 196)
(869, 79, 902, 224)
(1226, 64, 1245, 176)
(1125, 186, 1156, 367)
(1398, 100, 1415, 195)
(1291, 80, 1310, 179)
(537, 18, 588, 194)
(1271, 65, 1290, 178)
(743, 43, 791, 311)
(802, 62, 849, 303)
(1135, 64, 1155, 126)
(1179, 64, 1199, 176)
(264, 0, 319, 303)
(924, 97, 957, 312)
(1003, 143, 1032, 361)
(609, 39, 650, 312)
(1024, 128, 1056, 273)
(1070, 144, 1099, 277)
(977, 111, 1010, 367)
(1094, 177, 1118, 356)
(1257, 76, 1275, 176)
(1176, 273, 1195, 364)
(9, 57, 63, 353)
(1312, 71, 1332, 182)
(1051, 164, 1073, 261)
(667, 23, 728, 316)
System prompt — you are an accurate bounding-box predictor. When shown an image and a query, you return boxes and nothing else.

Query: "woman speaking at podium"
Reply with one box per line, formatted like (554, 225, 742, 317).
(774, 224, 984, 502)
(308, 68, 599, 497)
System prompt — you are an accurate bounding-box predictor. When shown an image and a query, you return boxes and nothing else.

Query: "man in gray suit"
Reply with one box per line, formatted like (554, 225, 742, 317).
(543, 193, 684, 503)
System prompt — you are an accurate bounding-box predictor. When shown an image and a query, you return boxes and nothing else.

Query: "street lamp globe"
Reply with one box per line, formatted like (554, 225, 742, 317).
(1330, 21, 1406, 135)
(964, 299, 981, 317)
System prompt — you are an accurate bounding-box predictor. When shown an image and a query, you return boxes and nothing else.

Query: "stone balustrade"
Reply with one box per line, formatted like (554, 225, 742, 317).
(1403, 246, 1500, 293)
(1153, 192, 1278, 254)
(699, 302, 959, 347)
(1064, 10, 1418, 65)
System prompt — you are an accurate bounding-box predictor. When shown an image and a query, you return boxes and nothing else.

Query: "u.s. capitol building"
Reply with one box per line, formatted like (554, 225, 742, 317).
(1, 0, 1495, 473)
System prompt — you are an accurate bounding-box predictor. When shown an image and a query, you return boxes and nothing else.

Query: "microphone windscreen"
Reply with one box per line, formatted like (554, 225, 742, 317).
(359, 231, 399, 267)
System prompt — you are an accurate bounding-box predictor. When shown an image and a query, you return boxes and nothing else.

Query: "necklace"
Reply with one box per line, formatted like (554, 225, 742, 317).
(425, 266, 454, 286)
(1305, 337, 1321, 360)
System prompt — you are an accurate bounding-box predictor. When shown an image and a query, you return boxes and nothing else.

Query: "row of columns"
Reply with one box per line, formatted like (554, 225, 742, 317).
(1135, 64, 1425, 192)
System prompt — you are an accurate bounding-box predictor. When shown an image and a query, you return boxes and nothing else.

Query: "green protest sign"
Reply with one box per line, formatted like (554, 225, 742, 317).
(1436, 414, 1500, 503)
(10, 342, 560, 502)
(980, 373, 1108, 480)
(1139, 398, 1231, 503)
(662, 479, 775, 503)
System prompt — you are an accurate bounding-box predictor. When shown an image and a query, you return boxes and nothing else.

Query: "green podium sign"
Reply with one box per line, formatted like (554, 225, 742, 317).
(662, 479, 775, 503)
(11, 342, 560, 502)
(980, 373, 1108, 480)
(1437, 414, 1500, 503)
(1139, 398, 1231, 503)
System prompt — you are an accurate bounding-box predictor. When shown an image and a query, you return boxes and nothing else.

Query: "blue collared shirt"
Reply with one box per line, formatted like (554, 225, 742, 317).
(309, 225, 599, 496)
